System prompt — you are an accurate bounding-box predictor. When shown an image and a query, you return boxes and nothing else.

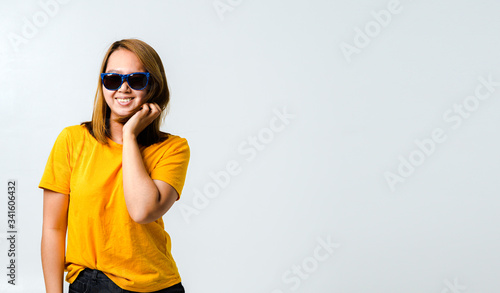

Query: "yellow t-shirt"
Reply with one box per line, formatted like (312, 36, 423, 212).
(39, 124, 190, 292)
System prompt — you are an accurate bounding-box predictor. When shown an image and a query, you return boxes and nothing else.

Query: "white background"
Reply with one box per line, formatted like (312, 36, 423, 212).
(1, 0, 500, 292)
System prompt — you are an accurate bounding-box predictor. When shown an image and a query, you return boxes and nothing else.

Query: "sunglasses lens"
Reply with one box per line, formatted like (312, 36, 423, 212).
(128, 73, 148, 90)
(103, 74, 122, 90)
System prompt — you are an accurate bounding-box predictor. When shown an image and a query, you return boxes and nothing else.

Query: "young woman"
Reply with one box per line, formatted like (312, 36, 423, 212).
(39, 39, 190, 293)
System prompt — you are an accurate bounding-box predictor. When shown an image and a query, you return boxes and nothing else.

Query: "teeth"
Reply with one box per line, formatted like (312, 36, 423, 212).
(117, 98, 132, 102)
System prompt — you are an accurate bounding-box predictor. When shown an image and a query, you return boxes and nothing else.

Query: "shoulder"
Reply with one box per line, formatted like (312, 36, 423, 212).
(58, 124, 89, 140)
(148, 133, 190, 154)
(51, 125, 92, 147)
(161, 133, 189, 150)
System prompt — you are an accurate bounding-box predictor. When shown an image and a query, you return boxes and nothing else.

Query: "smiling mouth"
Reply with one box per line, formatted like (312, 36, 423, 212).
(116, 97, 134, 105)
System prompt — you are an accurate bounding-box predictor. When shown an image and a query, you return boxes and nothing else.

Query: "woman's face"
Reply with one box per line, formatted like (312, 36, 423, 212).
(103, 48, 148, 119)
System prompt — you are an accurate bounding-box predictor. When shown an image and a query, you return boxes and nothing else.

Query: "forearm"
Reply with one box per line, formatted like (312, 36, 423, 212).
(41, 228, 66, 293)
(122, 133, 160, 223)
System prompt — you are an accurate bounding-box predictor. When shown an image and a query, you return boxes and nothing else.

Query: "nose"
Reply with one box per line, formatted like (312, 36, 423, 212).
(117, 79, 131, 92)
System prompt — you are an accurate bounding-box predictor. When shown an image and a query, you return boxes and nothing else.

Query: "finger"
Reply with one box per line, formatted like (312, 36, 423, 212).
(149, 108, 161, 120)
(140, 103, 151, 113)
(146, 102, 160, 115)
(138, 104, 158, 121)
(151, 103, 161, 114)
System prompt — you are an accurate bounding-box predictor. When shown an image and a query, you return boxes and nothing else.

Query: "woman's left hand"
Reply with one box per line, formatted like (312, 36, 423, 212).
(122, 103, 161, 138)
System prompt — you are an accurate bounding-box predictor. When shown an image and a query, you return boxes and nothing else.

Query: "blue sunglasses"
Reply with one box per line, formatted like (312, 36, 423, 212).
(100, 72, 150, 91)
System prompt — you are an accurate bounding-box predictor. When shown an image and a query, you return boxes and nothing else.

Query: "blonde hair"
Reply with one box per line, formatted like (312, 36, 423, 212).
(82, 39, 170, 146)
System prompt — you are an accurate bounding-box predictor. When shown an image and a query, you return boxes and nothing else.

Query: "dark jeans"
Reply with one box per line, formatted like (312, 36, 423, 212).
(69, 269, 185, 293)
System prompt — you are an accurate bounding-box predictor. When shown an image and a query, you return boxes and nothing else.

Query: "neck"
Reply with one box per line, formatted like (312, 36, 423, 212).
(108, 115, 124, 145)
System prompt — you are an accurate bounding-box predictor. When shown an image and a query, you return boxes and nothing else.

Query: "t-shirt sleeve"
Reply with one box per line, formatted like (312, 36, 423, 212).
(38, 128, 72, 195)
(150, 137, 190, 200)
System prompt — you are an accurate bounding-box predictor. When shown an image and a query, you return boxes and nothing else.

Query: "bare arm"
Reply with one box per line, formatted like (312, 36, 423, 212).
(41, 189, 69, 293)
(122, 103, 179, 224)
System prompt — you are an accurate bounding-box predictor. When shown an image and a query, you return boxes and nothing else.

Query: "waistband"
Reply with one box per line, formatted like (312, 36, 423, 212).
(77, 268, 112, 281)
